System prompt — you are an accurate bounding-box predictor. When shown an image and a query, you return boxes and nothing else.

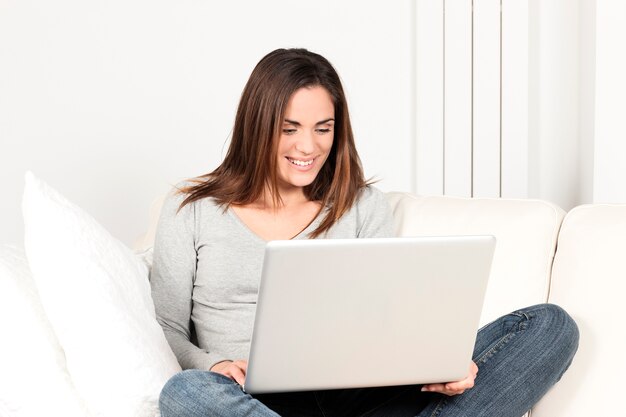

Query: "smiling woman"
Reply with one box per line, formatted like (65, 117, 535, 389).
(175, 48, 367, 239)
(150, 48, 578, 417)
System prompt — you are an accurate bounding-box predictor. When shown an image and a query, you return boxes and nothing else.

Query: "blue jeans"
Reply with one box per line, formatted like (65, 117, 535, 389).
(160, 303, 579, 417)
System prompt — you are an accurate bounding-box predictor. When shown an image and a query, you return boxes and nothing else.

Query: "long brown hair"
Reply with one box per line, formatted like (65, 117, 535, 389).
(178, 48, 367, 238)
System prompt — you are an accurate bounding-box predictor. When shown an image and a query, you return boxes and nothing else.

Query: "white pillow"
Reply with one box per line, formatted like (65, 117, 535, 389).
(0, 245, 89, 417)
(22, 172, 181, 417)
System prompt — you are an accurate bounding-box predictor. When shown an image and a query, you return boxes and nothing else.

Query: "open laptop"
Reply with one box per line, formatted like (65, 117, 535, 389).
(244, 235, 496, 394)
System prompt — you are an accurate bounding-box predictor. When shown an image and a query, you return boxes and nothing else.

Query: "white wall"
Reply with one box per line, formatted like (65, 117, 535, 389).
(0, 0, 413, 247)
(578, 0, 596, 205)
(528, 0, 581, 210)
(593, 0, 626, 203)
(527, 0, 626, 207)
(2, 0, 624, 248)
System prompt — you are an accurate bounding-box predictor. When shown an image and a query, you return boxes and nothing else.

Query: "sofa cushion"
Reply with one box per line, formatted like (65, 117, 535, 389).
(0, 245, 89, 417)
(386, 193, 565, 326)
(532, 204, 626, 416)
(22, 172, 181, 417)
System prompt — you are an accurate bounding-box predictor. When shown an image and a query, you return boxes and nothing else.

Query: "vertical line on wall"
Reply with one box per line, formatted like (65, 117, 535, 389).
(471, 0, 475, 198)
(410, 0, 417, 195)
(443, 0, 447, 195)
(499, 0, 503, 198)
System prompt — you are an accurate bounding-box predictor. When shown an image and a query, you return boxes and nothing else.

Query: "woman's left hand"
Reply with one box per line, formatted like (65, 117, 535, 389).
(420, 361, 478, 396)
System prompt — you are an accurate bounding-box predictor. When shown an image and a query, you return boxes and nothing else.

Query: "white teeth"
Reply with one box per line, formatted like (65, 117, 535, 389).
(288, 158, 313, 167)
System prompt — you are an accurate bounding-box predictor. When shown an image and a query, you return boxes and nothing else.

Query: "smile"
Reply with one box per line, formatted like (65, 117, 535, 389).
(286, 157, 314, 167)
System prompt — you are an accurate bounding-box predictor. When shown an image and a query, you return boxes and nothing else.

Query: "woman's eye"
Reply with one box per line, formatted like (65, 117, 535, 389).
(316, 128, 331, 134)
(282, 129, 297, 135)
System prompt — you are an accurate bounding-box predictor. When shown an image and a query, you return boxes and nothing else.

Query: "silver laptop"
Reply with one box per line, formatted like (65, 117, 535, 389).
(244, 236, 495, 394)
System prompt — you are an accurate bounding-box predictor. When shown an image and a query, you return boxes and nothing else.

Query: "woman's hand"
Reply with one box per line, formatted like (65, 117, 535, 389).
(210, 360, 248, 385)
(421, 361, 478, 396)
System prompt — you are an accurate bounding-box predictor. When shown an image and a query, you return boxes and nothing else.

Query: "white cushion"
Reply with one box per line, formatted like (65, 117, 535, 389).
(0, 245, 89, 417)
(386, 193, 565, 325)
(22, 172, 181, 417)
(532, 204, 626, 416)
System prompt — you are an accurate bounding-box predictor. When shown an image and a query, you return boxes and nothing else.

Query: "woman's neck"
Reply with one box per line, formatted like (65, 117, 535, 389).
(253, 187, 310, 211)
(230, 188, 322, 241)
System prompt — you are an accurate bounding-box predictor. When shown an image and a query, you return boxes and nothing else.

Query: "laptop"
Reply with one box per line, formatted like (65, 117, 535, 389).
(244, 235, 496, 394)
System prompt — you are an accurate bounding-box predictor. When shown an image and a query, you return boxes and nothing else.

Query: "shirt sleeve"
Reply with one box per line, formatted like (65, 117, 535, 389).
(149, 188, 229, 370)
(356, 186, 396, 238)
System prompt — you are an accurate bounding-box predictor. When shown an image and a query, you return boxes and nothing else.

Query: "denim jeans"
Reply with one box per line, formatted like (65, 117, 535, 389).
(159, 303, 579, 417)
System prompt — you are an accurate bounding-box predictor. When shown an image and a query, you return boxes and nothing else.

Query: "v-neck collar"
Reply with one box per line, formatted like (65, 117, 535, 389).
(227, 206, 327, 243)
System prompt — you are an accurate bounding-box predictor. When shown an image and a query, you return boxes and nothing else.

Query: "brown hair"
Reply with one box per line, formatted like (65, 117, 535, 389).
(178, 48, 367, 238)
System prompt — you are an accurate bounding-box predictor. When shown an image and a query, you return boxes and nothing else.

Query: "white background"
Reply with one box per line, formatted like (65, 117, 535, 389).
(1, 0, 413, 247)
(1, 0, 625, 247)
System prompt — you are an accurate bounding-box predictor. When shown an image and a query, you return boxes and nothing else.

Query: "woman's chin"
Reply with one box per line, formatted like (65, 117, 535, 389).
(277, 174, 319, 191)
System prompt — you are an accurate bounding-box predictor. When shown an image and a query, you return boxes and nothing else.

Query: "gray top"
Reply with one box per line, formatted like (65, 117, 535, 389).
(150, 185, 394, 371)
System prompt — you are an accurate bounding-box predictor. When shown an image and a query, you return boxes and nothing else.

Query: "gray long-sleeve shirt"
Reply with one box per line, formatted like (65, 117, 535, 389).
(150, 185, 394, 371)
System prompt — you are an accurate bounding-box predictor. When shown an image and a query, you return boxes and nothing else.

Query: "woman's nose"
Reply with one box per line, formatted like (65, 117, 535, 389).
(294, 132, 315, 155)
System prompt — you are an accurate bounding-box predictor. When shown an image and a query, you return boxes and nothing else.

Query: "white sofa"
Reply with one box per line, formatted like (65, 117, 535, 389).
(136, 190, 622, 416)
(2, 181, 623, 416)
(386, 192, 624, 416)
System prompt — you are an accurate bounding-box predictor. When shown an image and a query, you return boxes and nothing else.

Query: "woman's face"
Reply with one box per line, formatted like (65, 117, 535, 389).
(276, 86, 335, 197)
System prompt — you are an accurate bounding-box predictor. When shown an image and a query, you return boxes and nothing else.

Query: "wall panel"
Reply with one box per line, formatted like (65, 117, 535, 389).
(444, 0, 473, 197)
(416, 0, 444, 195)
(473, 0, 502, 198)
(501, 0, 529, 198)
(593, 0, 626, 203)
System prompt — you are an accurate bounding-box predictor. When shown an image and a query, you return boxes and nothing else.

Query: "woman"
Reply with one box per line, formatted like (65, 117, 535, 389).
(150, 48, 578, 417)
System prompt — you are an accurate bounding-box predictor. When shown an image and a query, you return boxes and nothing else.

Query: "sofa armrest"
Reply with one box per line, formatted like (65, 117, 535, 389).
(533, 204, 626, 416)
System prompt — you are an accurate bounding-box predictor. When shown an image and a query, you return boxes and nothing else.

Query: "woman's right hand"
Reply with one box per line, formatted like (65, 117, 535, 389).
(421, 361, 478, 396)
(210, 360, 248, 385)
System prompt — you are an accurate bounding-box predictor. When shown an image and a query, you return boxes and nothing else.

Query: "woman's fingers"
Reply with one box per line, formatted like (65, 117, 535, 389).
(421, 383, 467, 396)
(211, 360, 248, 385)
(421, 361, 478, 396)
(444, 376, 474, 392)
(421, 383, 445, 392)
(228, 365, 246, 386)
(234, 360, 248, 373)
(470, 361, 478, 377)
